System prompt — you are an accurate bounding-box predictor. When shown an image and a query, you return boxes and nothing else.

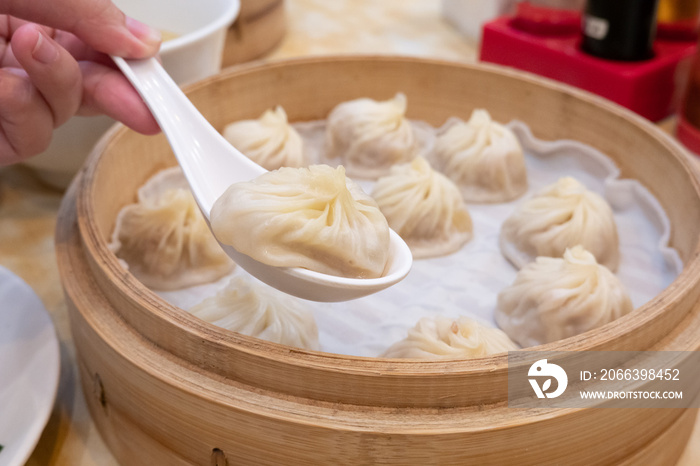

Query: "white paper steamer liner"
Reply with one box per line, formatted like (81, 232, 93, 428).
(157, 119, 684, 357)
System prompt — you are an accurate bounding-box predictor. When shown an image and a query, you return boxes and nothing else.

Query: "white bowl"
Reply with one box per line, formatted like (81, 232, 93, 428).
(22, 0, 241, 189)
(117, 0, 241, 85)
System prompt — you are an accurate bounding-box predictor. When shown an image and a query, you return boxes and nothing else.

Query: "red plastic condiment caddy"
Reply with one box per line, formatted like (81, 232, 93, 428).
(480, 4, 697, 122)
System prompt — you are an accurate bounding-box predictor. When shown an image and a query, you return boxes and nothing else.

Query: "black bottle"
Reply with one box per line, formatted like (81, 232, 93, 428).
(581, 0, 660, 61)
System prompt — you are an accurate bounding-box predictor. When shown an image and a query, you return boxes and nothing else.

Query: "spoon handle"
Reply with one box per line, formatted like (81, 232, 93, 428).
(112, 56, 264, 215)
(112, 57, 205, 134)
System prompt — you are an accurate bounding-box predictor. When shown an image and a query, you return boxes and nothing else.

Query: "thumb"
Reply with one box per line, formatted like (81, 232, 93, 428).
(1, 0, 161, 58)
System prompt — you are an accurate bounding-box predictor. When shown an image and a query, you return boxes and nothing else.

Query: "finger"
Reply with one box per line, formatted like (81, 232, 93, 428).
(0, 0, 161, 58)
(52, 30, 165, 68)
(78, 61, 160, 135)
(0, 69, 54, 164)
(0, 16, 54, 67)
(1, 18, 116, 68)
(52, 30, 117, 66)
(10, 24, 82, 127)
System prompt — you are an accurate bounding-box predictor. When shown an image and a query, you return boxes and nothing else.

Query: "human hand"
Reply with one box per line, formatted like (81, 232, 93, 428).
(0, 0, 162, 165)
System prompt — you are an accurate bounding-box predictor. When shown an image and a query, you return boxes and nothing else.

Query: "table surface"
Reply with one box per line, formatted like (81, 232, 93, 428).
(1, 1, 698, 464)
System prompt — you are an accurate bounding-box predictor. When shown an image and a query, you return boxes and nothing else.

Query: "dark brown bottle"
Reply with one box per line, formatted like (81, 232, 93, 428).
(581, 0, 660, 61)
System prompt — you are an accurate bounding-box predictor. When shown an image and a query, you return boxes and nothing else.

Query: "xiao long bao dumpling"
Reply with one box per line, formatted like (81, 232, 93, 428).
(431, 109, 528, 203)
(189, 276, 319, 350)
(210, 164, 390, 279)
(371, 157, 473, 259)
(109, 167, 235, 291)
(382, 316, 518, 359)
(325, 93, 420, 179)
(496, 246, 633, 347)
(222, 106, 305, 170)
(500, 176, 620, 271)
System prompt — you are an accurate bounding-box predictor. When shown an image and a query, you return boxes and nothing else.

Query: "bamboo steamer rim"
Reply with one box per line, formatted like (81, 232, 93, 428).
(76, 55, 700, 380)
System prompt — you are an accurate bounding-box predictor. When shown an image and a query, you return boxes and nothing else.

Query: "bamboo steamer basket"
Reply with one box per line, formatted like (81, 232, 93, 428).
(56, 56, 700, 465)
(222, 0, 286, 66)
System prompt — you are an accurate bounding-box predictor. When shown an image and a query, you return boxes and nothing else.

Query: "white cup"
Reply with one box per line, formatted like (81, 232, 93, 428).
(116, 0, 241, 85)
(22, 0, 241, 189)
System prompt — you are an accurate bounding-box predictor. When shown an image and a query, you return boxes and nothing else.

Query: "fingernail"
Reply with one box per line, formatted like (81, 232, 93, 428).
(32, 31, 59, 65)
(126, 17, 162, 49)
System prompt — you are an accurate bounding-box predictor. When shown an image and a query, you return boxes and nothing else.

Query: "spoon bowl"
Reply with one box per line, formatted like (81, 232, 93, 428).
(112, 56, 412, 301)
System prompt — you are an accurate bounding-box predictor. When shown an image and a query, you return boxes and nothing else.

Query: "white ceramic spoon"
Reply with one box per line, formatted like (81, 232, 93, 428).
(112, 57, 412, 302)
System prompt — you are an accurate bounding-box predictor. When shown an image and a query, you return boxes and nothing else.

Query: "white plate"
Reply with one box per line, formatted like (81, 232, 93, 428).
(0, 266, 60, 466)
